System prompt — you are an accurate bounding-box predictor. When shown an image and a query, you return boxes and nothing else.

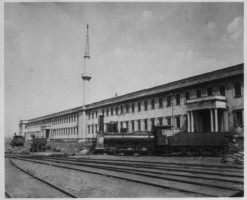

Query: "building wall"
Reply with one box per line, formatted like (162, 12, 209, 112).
(20, 64, 244, 141)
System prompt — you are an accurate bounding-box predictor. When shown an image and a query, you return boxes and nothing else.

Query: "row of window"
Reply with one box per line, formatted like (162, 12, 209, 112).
(50, 127, 78, 136)
(88, 85, 232, 119)
(87, 116, 181, 134)
(27, 114, 79, 128)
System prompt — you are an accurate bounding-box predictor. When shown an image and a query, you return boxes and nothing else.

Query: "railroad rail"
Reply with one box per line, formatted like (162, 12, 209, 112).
(8, 158, 78, 198)
(10, 156, 243, 197)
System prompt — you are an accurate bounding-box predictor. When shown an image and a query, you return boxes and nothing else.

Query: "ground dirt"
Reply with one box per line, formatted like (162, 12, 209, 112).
(7, 159, 198, 198)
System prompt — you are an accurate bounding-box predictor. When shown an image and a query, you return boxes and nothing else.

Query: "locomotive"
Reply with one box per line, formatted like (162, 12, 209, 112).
(10, 135, 25, 147)
(94, 125, 232, 156)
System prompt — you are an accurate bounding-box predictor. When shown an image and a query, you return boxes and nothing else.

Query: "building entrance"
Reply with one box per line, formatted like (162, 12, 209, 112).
(45, 129, 50, 138)
(196, 110, 211, 133)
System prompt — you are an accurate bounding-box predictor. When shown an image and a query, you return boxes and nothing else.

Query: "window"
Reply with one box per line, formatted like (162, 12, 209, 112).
(234, 82, 241, 97)
(144, 120, 148, 131)
(92, 112, 94, 119)
(176, 116, 180, 129)
(106, 108, 109, 116)
(167, 95, 171, 107)
(126, 121, 129, 132)
(138, 102, 141, 111)
(125, 104, 129, 113)
(131, 103, 135, 112)
(88, 125, 90, 134)
(158, 118, 163, 125)
(102, 109, 104, 116)
(207, 88, 213, 96)
(131, 121, 135, 132)
(92, 125, 94, 134)
(120, 105, 124, 114)
(138, 120, 141, 131)
(116, 106, 118, 115)
(219, 85, 225, 96)
(95, 111, 98, 118)
(151, 99, 155, 109)
(167, 117, 171, 126)
(150, 118, 155, 130)
(234, 111, 243, 127)
(111, 107, 113, 115)
(196, 90, 201, 98)
(175, 94, 180, 105)
(144, 100, 148, 110)
(120, 121, 123, 129)
(88, 112, 91, 119)
(159, 97, 163, 108)
(95, 124, 98, 132)
(185, 92, 190, 101)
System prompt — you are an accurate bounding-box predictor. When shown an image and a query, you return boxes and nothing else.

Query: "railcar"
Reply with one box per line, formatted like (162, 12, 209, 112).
(94, 125, 231, 156)
(10, 135, 25, 147)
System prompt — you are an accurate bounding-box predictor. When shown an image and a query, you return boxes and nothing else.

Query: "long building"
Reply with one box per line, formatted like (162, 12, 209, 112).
(18, 26, 244, 146)
(19, 63, 244, 144)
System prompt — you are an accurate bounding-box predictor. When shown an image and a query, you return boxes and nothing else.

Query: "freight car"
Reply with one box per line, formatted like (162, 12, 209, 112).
(10, 135, 25, 147)
(94, 125, 232, 156)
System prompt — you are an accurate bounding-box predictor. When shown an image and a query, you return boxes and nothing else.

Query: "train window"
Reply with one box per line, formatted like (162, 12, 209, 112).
(234, 82, 241, 97)
(196, 90, 201, 98)
(151, 99, 155, 109)
(219, 85, 225, 96)
(167, 95, 171, 107)
(175, 94, 180, 105)
(144, 100, 148, 110)
(131, 103, 135, 112)
(207, 88, 213, 96)
(138, 102, 141, 111)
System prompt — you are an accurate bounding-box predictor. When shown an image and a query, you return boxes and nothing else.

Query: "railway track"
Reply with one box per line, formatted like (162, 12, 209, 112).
(7, 158, 78, 198)
(11, 156, 243, 197)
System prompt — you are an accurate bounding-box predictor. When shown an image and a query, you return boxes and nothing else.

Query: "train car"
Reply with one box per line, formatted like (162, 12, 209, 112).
(10, 135, 25, 147)
(95, 125, 231, 156)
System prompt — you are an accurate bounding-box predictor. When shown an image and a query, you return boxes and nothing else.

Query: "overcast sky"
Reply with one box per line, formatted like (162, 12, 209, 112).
(4, 2, 243, 136)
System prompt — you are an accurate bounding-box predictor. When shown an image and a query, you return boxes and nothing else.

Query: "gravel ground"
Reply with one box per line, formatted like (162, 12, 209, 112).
(9, 159, 200, 198)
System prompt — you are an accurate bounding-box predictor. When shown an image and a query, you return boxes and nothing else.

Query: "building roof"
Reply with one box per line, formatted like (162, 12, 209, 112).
(26, 63, 243, 123)
(87, 63, 243, 109)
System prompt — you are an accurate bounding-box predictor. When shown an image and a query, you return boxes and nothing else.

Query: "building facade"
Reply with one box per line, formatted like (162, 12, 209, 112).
(19, 63, 244, 144)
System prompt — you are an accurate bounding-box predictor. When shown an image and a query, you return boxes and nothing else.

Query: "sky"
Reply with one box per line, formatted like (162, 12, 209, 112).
(4, 2, 244, 137)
